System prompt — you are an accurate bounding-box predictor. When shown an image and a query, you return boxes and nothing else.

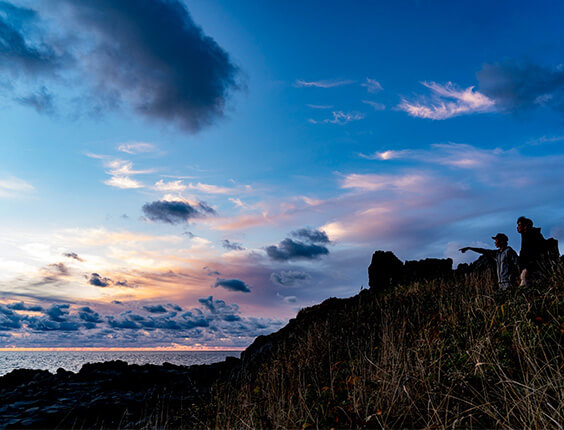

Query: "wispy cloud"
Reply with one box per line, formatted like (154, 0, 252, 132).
(187, 182, 234, 194)
(361, 78, 383, 93)
(295, 79, 355, 88)
(309, 111, 365, 125)
(398, 81, 495, 119)
(306, 104, 334, 109)
(153, 179, 187, 192)
(362, 100, 386, 111)
(360, 143, 499, 169)
(87, 154, 154, 189)
(359, 149, 410, 160)
(0, 176, 34, 198)
(117, 142, 157, 154)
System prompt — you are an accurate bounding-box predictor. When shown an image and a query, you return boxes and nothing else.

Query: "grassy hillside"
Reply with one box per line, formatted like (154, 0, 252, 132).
(195, 263, 564, 429)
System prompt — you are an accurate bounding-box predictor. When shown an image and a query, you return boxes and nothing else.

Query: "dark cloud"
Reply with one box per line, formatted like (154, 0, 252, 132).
(112, 300, 123, 305)
(477, 61, 564, 113)
(0, 2, 63, 77)
(115, 280, 129, 287)
(48, 263, 69, 276)
(291, 228, 331, 244)
(63, 252, 84, 262)
(0, 305, 22, 330)
(213, 278, 251, 293)
(222, 239, 245, 251)
(266, 238, 329, 261)
(15, 86, 55, 114)
(89, 273, 111, 287)
(6, 301, 43, 312)
(271, 270, 312, 287)
(143, 304, 167, 313)
(46, 304, 70, 322)
(78, 306, 102, 324)
(168, 304, 182, 312)
(35, 262, 70, 285)
(142, 200, 216, 224)
(26, 317, 80, 331)
(4, 0, 239, 130)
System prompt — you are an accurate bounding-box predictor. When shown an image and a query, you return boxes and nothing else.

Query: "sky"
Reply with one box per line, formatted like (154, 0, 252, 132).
(1, 0, 564, 349)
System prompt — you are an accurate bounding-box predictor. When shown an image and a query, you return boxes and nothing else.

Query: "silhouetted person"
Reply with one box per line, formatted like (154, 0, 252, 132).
(516, 216, 546, 286)
(460, 233, 519, 290)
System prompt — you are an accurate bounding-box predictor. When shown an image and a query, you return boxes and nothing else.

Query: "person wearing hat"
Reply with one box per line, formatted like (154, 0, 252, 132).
(459, 233, 520, 290)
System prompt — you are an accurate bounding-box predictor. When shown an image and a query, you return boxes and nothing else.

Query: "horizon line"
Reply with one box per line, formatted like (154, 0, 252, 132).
(0, 347, 246, 352)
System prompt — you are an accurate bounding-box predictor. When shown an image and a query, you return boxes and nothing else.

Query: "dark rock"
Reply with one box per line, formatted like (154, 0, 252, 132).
(368, 251, 404, 290)
(404, 257, 453, 282)
(368, 250, 453, 290)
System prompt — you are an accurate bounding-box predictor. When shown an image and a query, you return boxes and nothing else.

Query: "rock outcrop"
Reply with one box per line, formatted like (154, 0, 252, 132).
(368, 250, 453, 290)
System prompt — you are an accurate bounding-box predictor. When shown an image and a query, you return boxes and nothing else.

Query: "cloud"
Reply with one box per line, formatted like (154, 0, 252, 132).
(398, 81, 495, 119)
(153, 179, 187, 193)
(341, 173, 430, 192)
(5, 0, 240, 131)
(266, 238, 329, 262)
(359, 143, 500, 170)
(104, 176, 144, 189)
(77, 306, 102, 323)
(309, 111, 365, 125)
(117, 142, 157, 154)
(477, 61, 564, 114)
(270, 270, 311, 287)
(6, 301, 43, 312)
(142, 200, 216, 224)
(0, 2, 64, 78)
(213, 278, 251, 293)
(86, 155, 154, 189)
(0, 176, 34, 198)
(15, 86, 55, 114)
(306, 104, 334, 109)
(45, 304, 70, 322)
(295, 79, 355, 88)
(187, 182, 235, 194)
(143, 304, 168, 313)
(362, 100, 386, 111)
(361, 78, 383, 93)
(359, 149, 410, 160)
(35, 262, 71, 285)
(222, 239, 245, 251)
(0, 305, 23, 330)
(89, 273, 111, 287)
(291, 228, 331, 244)
(62, 252, 84, 262)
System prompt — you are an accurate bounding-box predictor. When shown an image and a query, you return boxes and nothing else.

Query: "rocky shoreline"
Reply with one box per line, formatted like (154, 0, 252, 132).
(0, 357, 240, 429)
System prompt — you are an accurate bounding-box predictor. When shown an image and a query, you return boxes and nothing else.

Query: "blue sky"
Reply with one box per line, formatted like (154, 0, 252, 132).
(1, 0, 564, 349)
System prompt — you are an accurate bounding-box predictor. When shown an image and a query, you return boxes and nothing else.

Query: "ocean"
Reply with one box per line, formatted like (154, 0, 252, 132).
(0, 350, 241, 376)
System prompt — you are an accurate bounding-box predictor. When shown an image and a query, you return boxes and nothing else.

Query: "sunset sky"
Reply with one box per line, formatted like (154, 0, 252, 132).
(1, 0, 564, 349)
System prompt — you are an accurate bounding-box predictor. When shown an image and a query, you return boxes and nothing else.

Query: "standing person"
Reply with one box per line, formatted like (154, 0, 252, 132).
(460, 233, 519, 290)
(516, 217, 545, 286)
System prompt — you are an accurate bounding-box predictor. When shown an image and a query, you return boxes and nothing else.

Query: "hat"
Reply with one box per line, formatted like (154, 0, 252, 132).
(492, 233, 508, 242)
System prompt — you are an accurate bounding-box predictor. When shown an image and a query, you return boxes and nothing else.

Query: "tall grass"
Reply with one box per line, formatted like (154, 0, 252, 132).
(203, 265, 564, 429)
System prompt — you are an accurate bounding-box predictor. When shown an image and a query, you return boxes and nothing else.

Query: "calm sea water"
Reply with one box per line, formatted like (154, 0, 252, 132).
(0, 350, 241, 376)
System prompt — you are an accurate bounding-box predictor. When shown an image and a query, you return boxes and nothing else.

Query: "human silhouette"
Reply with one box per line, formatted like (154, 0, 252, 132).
(460, 233, 519, 290)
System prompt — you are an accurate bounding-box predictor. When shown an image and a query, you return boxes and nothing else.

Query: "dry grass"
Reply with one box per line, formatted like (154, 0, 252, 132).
(201, 265, 564, 429)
